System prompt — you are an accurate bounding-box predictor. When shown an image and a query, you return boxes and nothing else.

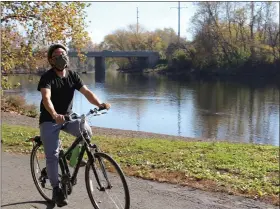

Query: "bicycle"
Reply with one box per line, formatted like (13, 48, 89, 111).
(29, 108, 130, 209)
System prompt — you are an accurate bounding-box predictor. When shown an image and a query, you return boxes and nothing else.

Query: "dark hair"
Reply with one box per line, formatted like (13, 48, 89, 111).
(47, 43, 67, 60)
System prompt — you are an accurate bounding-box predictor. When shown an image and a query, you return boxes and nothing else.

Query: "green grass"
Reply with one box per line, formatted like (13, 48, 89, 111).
(2, 123, 279, 205)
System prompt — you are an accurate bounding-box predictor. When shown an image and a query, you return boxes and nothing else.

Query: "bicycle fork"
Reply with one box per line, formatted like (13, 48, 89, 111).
(91, 154, 112, 191)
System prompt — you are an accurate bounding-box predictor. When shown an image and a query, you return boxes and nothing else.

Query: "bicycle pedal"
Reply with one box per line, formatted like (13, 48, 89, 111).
(41, 182, 45, 188)
(98, 186, 105, 191)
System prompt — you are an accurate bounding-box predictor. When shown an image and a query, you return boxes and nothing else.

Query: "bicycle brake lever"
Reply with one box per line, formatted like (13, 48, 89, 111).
(64, 115, 71, 121)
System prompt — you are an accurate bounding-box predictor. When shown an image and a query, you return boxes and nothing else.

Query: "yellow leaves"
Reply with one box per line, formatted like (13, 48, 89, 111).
(258, 44, 273, 52)
(103, 26, 170, 52)
(33, 8, 39, 15)
(2, 2, 90, 73)
(77, 54, 87, 63)
(155, 36, 161, 43)
(70, 9, 76, 16)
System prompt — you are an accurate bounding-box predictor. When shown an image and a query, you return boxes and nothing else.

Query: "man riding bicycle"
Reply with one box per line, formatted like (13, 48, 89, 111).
(37, 43, 110, 207)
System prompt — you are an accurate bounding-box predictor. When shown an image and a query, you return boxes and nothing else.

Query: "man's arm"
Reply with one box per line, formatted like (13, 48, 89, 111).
(79, 85, 103, 108)
(41, 88, 64, 124)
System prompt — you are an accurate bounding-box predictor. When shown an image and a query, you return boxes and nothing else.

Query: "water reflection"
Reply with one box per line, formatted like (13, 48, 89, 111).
(5, 71, 279, 146)
(192, 80, 279, 145)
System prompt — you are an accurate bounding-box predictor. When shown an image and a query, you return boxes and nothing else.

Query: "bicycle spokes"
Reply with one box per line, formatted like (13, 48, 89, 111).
(31, 145, 53, 201)
(31, 144, 64, 202)
(85, 153, 129, 209)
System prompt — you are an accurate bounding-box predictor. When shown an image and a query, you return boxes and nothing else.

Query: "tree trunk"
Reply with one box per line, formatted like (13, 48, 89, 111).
(249, 2, 256, 61)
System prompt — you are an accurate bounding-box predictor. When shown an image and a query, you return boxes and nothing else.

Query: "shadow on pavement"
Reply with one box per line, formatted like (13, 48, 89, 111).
(1, 200, 55, 209)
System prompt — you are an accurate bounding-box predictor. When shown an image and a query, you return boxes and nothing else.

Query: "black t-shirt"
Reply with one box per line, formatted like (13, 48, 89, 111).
(37, 68, 84, 124)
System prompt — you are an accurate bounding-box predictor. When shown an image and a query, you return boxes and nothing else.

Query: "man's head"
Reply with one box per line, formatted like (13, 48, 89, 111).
(47, 44, 69, 71)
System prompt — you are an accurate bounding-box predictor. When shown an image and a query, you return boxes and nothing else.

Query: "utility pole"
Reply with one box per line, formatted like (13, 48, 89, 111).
(171, 2, 187, 43)
(137, 7, 139, 33)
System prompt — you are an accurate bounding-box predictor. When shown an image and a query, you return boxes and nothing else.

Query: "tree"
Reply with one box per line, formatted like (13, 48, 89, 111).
(188, 1, 279, 72)
(1, 2, 91, 73)
(68, 39, 97, 72)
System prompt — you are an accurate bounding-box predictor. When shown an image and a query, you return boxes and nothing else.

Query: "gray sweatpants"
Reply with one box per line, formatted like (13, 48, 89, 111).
(39, 119, 92, 188)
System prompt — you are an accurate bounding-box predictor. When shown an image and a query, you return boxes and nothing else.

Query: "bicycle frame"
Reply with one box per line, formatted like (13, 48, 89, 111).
(58, 133, 109, 196)
(31, 108, 110, 195)
(59, 132, 96, 186)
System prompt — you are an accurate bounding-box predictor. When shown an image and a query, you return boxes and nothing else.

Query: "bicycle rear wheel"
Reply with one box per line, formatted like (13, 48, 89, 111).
(30, 143, 62, 202)
(85, 152, 130, 209)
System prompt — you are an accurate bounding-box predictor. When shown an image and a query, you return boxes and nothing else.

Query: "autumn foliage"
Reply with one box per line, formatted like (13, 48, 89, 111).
(99, 2, 280, 75)
(1, 2, 91, 73)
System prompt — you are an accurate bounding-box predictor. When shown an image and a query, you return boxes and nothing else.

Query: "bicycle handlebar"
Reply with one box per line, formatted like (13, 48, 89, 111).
(64, 107, 108, 122)
(64, 104, 110, 144)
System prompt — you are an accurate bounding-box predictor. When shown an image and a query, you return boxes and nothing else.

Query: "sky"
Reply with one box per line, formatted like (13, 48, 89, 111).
(85, 2, 197, 44)
(11, 1, 280, 44)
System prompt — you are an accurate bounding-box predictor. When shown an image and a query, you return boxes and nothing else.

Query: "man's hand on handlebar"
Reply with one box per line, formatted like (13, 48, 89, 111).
(98, 103, 111, 111)
(55, 103, 110, 124)
(53, 114, 65, 124)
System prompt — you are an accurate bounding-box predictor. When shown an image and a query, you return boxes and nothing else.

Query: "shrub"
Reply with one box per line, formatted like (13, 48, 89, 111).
(23, 104, 38, 118)
(171, 49, 192, 70)
(155, 64, 168, 71)
(5, 95, 25, 111)
(2, 94, 38, 117)
(1, 76, 20, 90)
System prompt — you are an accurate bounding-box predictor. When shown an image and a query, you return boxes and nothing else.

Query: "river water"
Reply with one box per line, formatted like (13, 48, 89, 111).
(5, 70, 279, 146)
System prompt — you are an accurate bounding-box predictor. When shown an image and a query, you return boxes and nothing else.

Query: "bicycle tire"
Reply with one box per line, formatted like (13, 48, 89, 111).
(30, 143, 53, 202)
(30, 143, 64, 203)
(85, 152, 130, 209)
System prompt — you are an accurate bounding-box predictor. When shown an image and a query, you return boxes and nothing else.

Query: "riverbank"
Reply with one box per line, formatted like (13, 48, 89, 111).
(149, 63, 280, 81)
(116, 65, 280, 86)
(0, 111, 196, 141)
(1, 111, 279, 206)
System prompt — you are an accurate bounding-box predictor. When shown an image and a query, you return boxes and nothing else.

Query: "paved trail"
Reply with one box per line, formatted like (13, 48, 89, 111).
(1, 152, 276, 209)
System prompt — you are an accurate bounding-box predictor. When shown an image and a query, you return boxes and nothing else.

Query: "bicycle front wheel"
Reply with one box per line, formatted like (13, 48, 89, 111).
(85, 152, 130, 209)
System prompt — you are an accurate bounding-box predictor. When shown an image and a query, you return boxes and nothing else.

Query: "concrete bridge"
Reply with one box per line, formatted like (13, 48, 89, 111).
(68, 50, 160, 82)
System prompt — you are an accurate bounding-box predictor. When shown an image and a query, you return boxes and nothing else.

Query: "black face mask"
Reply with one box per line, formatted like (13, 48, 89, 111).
(53, 54, 69, 71)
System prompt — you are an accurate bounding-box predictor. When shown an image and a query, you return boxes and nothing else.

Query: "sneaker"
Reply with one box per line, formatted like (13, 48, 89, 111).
(52, 186, 68, 207)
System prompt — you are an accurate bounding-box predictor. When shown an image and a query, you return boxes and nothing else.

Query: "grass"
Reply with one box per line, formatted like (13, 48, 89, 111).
(2, 123, 279, 205)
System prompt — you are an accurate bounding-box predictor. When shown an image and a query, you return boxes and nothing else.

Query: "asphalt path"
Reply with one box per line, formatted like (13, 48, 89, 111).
(1, 152, 277, 209)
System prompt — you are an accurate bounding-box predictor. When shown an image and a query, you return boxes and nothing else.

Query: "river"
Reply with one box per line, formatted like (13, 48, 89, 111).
(5, 70, 279, 146)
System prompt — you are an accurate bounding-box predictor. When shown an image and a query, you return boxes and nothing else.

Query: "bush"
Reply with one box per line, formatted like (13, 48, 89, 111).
(172, 49, 188, 62)
(1, 76, 20, 90)
(2, 95, 38, 117)
(171, 49, 192, 70)
(23, 104, 38, 118)
(5, 95, 26, 112)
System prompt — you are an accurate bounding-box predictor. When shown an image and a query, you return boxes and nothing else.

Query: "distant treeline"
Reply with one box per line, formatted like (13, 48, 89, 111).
(1, 2, 279, 78)
(98, 2, 280, 77)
